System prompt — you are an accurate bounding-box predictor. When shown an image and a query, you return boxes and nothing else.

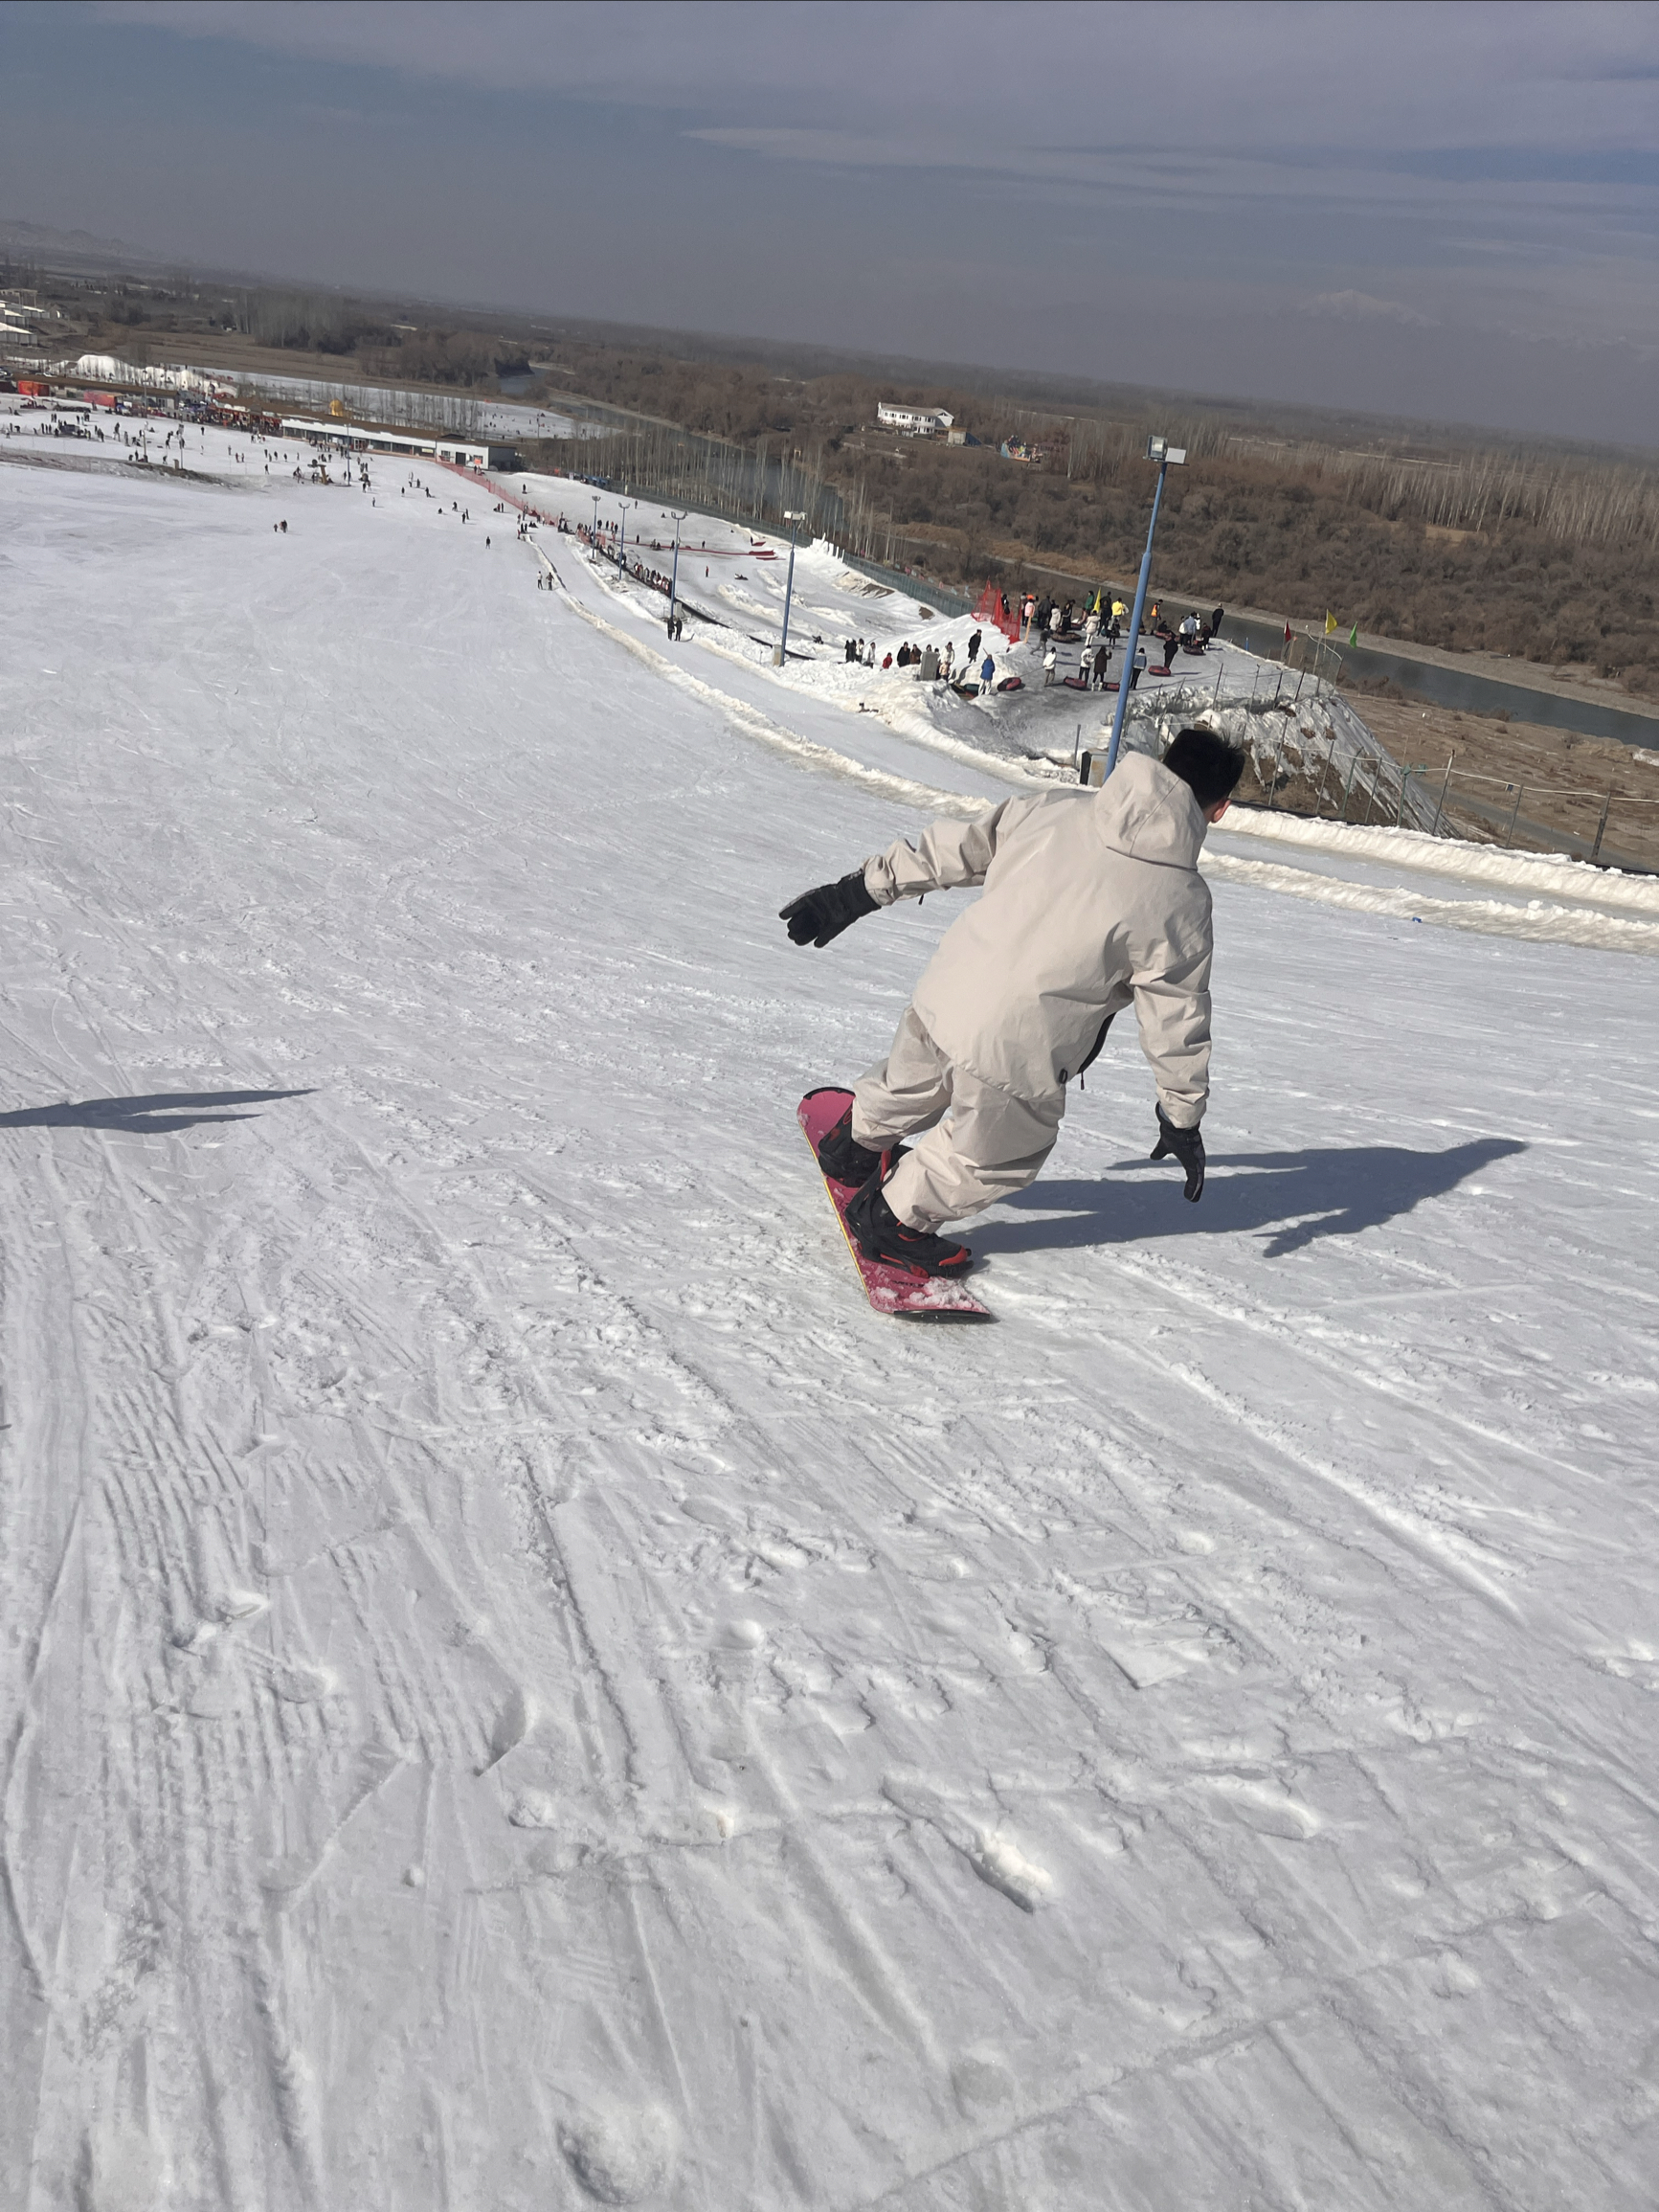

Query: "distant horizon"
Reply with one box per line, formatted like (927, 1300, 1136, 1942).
(11, 211, 1659, 470)
(3, 2, 1657, 450)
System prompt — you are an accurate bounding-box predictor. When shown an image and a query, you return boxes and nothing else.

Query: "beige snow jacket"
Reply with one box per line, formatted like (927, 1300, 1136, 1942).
(862, 753, 1216, 1127)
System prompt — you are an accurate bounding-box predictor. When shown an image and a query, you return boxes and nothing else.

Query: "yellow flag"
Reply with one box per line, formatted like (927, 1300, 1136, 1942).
(1324, 610, 1337, 635)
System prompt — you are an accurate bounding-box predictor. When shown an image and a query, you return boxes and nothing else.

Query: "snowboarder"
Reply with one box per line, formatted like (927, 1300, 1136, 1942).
(780, 728, 1245, 1275)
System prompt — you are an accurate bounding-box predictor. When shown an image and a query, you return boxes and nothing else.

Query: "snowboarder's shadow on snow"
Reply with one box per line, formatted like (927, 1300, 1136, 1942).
(976, 1137, 1527, 1260)
(0, 1089, 313, 1135)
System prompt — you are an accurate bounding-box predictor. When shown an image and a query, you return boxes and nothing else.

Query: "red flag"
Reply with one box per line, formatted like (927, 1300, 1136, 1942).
(1283, 622, 1292, 643)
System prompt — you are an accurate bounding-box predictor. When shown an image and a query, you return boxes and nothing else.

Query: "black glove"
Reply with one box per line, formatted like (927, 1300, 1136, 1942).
(779, 869, 879, 948)
(1150, 1106, 1205, 1202)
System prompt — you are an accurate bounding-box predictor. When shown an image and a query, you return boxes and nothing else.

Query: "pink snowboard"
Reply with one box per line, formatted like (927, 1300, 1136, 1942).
(797, 1090, 992, 1321)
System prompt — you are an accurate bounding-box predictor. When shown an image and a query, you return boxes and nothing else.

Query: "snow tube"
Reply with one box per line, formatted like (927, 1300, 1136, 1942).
(1061, 675, 1090, 690)
(996, 676, 1024, 693)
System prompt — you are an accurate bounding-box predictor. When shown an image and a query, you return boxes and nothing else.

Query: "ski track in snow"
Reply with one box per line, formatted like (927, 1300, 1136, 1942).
(0, 433, 1656, 2210)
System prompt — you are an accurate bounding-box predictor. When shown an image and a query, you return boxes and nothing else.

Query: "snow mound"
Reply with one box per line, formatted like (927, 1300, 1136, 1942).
(1204, 851, 1659, 953)
(558, 2106, 676, 2203)
(1219, 806, 1659, 915)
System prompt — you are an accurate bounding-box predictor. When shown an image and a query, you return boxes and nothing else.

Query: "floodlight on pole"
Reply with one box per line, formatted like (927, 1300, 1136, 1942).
(667, 509, 688, 635)
(617, 499, 635, 576)
(773, 509, 806, 665)
(1101, 438, 1187, 780)
(589, 491, 601, 553)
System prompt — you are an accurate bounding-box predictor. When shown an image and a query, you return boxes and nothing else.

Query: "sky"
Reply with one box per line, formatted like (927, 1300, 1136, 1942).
(3, 0, 1659, 446)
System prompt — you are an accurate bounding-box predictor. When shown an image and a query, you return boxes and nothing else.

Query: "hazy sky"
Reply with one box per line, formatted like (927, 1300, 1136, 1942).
(4, 0, 1659, 445)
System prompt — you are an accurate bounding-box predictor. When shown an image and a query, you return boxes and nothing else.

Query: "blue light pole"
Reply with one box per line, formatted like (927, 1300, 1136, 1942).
(667, 508, 687, 634)
(1103, 436, 1187, 779)
(773, 508, 806, 666)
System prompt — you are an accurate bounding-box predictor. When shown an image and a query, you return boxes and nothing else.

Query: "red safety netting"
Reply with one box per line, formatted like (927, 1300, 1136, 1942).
(972, 581, 1023, 643)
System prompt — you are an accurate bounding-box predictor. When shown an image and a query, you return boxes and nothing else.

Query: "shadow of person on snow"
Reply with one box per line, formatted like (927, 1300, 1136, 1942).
(0, 1089, 313, 1135)
(971, 1137, 1528, 1260)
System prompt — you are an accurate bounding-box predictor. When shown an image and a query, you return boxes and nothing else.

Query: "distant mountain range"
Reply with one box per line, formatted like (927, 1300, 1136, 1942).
(1, 216, 168, 273)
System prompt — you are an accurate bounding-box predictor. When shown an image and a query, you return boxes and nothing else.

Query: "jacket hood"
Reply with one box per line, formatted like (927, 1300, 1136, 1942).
(1092, 751, 1205, 869)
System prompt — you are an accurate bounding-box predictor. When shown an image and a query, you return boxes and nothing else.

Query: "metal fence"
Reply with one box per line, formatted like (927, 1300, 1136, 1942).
(825, 548, 977, 618)
(1420, 765, 1659, 869)
(522, 421, 848, 546)
(1119, 680, 1445, 834)
(231, 372, 490, 437)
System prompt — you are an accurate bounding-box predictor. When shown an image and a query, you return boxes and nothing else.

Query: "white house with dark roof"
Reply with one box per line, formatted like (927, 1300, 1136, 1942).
(876, 401, 954, 436)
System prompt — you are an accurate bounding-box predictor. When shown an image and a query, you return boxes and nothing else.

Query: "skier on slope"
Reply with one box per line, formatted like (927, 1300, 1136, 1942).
(780, 727, 1245, 1276)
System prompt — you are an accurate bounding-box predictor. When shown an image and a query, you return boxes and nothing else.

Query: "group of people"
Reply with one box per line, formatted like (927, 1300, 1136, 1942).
(846, 630, 1010, 693)
(849, 589, 1228, 702)
(1042, 640, 1129, 690)
(574, 519, 681, 606)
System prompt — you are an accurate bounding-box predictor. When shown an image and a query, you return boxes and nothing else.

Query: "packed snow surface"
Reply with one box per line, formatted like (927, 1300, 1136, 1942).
(2, 422, 1657, 2211)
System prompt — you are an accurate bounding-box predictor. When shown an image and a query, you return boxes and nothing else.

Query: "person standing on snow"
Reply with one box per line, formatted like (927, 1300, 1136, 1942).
(979, 650, 996, 690)
(779, 728, 1245, 1275)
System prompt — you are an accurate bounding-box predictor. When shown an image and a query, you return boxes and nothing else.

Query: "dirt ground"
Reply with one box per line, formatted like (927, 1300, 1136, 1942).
(1350, 692, 1659, 871)
(1236, 690, 1659, 874)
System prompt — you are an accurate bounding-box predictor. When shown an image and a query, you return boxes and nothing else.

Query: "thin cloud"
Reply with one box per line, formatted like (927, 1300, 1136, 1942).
(1306, 292, 1438, 329)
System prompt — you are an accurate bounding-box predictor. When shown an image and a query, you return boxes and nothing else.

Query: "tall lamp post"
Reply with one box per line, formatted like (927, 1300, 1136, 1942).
(667, 509, 688, 635)
(589, 491, 601, 553)
(773, 509, 806, 666)
(1102, 436, 1186, 779)
(617, 499, 635, 576)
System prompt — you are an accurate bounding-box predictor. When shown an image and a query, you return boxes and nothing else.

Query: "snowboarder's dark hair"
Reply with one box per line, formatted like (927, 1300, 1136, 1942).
(1163, 727, 1246, 809)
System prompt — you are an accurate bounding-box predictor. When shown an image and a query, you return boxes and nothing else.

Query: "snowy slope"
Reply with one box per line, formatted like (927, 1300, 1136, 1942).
(2, 436, 1657, 2212)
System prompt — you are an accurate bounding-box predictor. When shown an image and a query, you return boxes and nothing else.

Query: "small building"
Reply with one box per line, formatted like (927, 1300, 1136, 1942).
(877, 401, 954, 436)
(279, 417, 519, 471)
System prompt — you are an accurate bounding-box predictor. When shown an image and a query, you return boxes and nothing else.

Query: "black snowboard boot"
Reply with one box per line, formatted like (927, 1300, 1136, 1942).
(816, 1102, 899, 1187)
(844, 1175, 973, 1276)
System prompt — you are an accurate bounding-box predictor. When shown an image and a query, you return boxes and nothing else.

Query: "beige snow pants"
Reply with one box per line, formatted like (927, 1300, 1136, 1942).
(850, 1006, 1061, 1231)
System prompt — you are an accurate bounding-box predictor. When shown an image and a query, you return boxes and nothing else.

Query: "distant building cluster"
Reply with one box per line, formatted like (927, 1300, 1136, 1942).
(0, 287, 60, 350)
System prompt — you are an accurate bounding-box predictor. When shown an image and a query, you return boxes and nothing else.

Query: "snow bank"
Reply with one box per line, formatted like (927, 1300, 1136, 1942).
(1216, 806, 1659, 914)
(1204, 850, 1659, 952)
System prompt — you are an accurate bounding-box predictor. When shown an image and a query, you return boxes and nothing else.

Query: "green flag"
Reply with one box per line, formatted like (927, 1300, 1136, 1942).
(1348, 622, 1358, 646)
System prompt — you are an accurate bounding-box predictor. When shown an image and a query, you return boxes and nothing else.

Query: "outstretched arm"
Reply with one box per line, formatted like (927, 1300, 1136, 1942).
(780, 799, 1026, 949)
(862, 799, 1025, 904)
